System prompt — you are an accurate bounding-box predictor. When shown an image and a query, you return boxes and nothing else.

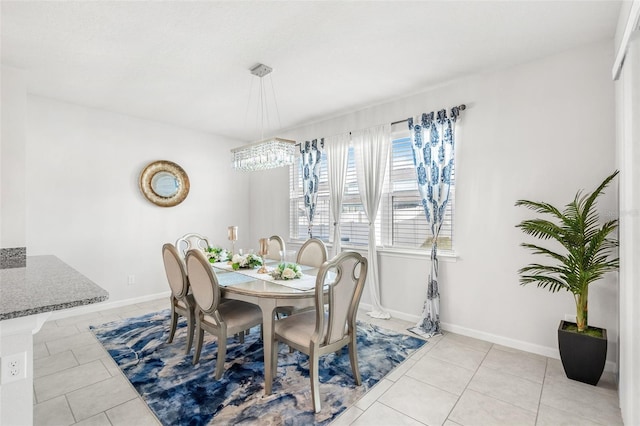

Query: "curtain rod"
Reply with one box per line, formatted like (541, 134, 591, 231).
(390, 104, 467, 126)
(296, 103, 468, 144)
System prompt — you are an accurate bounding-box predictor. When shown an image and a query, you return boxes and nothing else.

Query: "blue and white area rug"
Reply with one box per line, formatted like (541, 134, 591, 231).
(91, 310, 426, 425)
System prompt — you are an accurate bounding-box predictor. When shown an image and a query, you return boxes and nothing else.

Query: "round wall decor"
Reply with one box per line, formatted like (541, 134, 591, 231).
(139, 160, 190, 207)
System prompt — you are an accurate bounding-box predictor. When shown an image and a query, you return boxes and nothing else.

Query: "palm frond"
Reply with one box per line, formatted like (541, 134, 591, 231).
(585, 221, 619, 267)
(581, 171, 619, 221)
(563, 195, 583, 225)
(516, 219, 565, 240)
(518, 274, 569, 292)
(514, 200, 565, 220)
(519, 263, 571, 276)
(519, 243, 569, 264)
(582, 206, 601, 235)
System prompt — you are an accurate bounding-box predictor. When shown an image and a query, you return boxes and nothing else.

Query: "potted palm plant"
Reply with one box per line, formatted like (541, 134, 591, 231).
(515, 171, 619, 385)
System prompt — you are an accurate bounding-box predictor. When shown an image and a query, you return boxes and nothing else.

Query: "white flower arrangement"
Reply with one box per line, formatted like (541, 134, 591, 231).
(270, 263, 303, 280)
(231, 253, 263, 270)
(205, 247, 230, 263)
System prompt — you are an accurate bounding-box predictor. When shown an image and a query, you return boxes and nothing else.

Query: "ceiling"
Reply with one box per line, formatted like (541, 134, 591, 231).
(1, 1, 622, 142)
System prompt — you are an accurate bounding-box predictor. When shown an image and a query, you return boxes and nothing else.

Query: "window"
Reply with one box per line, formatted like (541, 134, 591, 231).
(382, 125, 455, 251)
(337, 148, 380, 247)
(289, 126, 455, 253)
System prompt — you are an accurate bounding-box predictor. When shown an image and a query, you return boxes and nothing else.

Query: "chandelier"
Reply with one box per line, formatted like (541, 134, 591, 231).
(231, 64, 296, 172)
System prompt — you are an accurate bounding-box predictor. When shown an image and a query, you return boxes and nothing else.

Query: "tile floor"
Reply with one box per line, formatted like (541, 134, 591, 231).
(33, 299, 624, 426)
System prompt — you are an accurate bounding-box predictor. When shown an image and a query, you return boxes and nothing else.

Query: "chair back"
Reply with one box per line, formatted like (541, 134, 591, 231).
(176, 233, 210, 257)
(266, 235, 285, 261)
(185, 249, 221, 315)
(162, 243, 189, 299)
(297, 238, 328, 267)
(314, 251, 367, 346)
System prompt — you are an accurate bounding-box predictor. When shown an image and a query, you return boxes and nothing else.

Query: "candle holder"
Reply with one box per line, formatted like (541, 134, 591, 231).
(257, 237, 269, 274)
(228, 226, 238, 258)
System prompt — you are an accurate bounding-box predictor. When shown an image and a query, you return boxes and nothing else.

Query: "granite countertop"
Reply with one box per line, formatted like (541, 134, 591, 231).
(0, 255, 109, 320)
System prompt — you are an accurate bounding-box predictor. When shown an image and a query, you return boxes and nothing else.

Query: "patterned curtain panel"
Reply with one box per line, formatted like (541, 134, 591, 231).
(408, 107, 460, 337)
(325, 133, 350, 257)
(300, 138, 324, 238)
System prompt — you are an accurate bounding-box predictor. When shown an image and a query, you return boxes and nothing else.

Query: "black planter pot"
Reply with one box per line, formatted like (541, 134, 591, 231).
(557, 320, 607, 385)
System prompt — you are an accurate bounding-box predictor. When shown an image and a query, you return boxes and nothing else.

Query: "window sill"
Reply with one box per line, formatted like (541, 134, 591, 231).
(287, 240, 458, 262)
(378, 247, 458, 262)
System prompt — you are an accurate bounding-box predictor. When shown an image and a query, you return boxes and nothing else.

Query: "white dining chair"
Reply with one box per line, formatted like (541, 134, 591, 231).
(162, 243, 196, 354)
(296, 237, 328, 267)
(271, 251, 368, 413)
(185, 249, 263, 379)
(266, 235, 285, 261)
(175, 233, 211, 258)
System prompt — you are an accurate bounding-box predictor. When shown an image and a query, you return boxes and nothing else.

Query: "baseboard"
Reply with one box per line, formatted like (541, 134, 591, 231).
(358, 302, 421, 324)
(440, 321, 617, 373)
(360, 302, 617, 373)
(47, 291, 170, 321)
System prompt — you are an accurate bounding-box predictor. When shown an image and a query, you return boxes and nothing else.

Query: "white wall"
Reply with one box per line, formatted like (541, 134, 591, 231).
(250, 40, 619, 364)
(1, 66, 27, 249)
(26, 97, 251, 301)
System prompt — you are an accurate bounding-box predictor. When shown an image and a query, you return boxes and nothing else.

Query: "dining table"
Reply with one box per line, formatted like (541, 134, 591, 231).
(210, 259, 322, 395)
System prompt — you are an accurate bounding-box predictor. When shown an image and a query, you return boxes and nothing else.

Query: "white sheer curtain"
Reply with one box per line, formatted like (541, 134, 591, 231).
(325, 133, 350, 258)
(353, 123, 391, 319)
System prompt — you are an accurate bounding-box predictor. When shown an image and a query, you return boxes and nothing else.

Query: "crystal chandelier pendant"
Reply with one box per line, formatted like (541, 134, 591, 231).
(231, 64, 296, 172)
(231, 137, 296, 172)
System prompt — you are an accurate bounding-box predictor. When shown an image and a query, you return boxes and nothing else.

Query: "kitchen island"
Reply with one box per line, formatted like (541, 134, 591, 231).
(0, 255, 108, 425)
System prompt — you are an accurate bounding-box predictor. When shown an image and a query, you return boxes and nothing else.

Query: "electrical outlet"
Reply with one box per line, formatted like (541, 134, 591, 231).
(564, 313, 577, 323)
(128, 275, 135, 285)
(1, 352, 27, 384)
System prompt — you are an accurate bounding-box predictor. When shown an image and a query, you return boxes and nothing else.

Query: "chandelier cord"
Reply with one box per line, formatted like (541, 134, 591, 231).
(268, 74, 283, 132)
(243, 75, 255, 135)
(257, 74, 275, 142)
(259, 75, 265, 141)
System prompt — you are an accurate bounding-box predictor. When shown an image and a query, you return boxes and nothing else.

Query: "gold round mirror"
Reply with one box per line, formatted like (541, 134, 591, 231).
(139, 160, 190, 207)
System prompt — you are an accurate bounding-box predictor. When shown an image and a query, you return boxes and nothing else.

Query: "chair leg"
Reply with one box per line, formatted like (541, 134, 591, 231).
(271, 338, 279, 375)
(185, 309, 195, 354)
(309, 348, 321, 413)
(167, 305, 178, 344)
(238, 330, 245, 344)
(348, 335, 361, 385)
(214, 335, 227, 380)
(193, 326, 205, 365)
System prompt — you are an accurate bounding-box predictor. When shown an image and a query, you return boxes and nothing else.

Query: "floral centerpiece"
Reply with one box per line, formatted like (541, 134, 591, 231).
(205, 247, 230, 263)
(270, 263, 303, 280)
(231, 253, 263, 270)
